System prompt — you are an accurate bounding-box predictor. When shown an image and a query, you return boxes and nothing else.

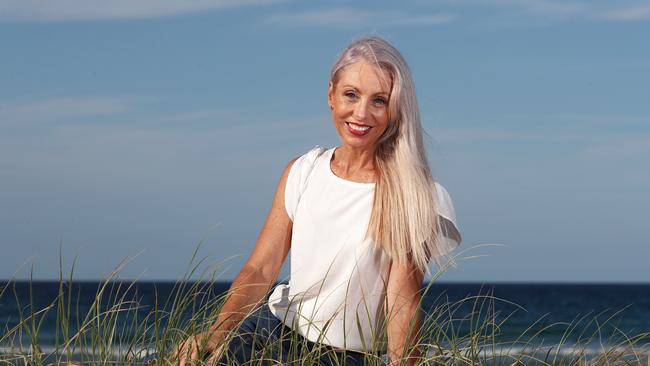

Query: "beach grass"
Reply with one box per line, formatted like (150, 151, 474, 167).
(1, 253, 649, 366)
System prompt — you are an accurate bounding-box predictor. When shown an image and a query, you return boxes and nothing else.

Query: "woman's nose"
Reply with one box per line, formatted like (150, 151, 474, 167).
(353, 99, 369, 121)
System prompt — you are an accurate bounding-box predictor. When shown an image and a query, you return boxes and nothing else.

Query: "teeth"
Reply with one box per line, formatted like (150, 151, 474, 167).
(348, 122, 370, 131)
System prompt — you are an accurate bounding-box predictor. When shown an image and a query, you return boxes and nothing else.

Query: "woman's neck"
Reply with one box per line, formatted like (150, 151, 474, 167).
(331, 145, 377, 183)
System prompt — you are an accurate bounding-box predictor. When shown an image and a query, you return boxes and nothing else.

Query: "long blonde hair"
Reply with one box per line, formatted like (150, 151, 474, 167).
(330, 36, 445, 272)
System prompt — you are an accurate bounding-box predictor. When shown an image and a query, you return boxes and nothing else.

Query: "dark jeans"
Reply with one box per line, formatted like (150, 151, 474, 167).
(130, 305, 381, 366)
(217, 305, 377, 365)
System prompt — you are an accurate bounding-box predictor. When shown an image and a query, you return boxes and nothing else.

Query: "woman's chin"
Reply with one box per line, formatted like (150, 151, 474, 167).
(339, 138, 379, 151)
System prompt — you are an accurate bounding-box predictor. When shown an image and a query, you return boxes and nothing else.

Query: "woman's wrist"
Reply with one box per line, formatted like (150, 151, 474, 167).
(203, 328, 230, 352)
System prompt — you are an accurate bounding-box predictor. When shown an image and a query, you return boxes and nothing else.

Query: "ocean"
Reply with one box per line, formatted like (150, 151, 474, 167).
(1, 281, 649, 362)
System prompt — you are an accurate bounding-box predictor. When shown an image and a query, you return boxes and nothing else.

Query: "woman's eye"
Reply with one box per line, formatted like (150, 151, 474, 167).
(344, 91, 357, 99)
(373, 98, 387, 106)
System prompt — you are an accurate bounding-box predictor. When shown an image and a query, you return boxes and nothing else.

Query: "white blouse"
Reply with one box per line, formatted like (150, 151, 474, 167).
(268, 146, 461, 351)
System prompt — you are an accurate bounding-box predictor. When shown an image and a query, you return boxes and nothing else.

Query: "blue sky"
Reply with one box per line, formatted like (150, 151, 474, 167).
(1, 0, 649, 282)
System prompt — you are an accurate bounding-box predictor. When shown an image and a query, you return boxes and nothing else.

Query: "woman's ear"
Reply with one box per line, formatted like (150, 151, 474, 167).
(327, 81, 334, 109)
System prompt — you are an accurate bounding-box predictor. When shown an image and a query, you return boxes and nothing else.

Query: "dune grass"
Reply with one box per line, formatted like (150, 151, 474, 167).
(1, 253, 649, 366)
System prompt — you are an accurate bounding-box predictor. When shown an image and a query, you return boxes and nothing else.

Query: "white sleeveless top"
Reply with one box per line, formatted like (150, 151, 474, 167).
(267, 146, 461, 351)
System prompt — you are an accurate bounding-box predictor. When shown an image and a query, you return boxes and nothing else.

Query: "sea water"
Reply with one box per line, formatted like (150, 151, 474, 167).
(1, 282, 649, 362)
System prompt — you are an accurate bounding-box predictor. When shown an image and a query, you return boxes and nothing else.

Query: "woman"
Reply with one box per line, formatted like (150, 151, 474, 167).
(173, 36, 461, 366)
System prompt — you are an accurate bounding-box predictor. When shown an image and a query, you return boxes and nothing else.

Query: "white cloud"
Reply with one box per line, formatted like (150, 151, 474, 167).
(499, 0, 650, 23)
(421, 0, 650, 24)
(0, 0, 283, 22)
(430, 127, 527, 143)
(490, 0, 589, 16)
(267, 8, 456, 28)
(578, 135, 650, 160)
(599, 4, 650, 21)
(428, 114, 650, 148)
(0, 96, 332, 138)
(0, 97, 137, 126)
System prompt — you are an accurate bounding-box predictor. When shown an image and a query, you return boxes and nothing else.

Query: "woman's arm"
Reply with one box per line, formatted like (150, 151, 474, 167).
(174, 157, 298, 366)
(385, 260, 425, 366)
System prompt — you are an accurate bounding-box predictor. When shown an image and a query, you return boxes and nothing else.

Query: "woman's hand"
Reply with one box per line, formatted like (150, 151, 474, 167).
(171, 332, 223, 366)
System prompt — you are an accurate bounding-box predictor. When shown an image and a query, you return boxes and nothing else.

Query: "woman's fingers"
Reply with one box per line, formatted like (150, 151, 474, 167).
(172, 339, 187, 364)
(175, 341, 187, 366)
(205, 354, 218, 366)
(172, 333, 226, 366)
(189, 346, 199, 366)
(204, 345, 224, 366)
(176, 337, 199, 366)
(170, 340, 182, 360)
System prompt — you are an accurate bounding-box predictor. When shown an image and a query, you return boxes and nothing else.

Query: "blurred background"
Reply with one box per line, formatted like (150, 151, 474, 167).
(1, 0, 649, 283)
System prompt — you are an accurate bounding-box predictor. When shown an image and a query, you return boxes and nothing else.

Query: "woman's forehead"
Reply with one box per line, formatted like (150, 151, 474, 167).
(335, 61, 392, 94)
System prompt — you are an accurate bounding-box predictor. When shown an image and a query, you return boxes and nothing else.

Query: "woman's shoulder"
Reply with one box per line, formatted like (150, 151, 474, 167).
(283, 145, 329, 221)
(289, 145, 329, 173)
(299, 145, 328, 162)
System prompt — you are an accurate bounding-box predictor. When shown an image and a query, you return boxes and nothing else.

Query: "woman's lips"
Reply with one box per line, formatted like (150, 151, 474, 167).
(346, 122, 372, 137)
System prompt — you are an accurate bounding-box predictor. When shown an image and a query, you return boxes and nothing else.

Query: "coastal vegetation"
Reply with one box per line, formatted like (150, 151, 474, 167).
(1, 252, 648, 365)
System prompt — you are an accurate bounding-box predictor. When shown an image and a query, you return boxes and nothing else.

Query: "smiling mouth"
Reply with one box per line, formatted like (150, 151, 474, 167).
(346, 122, 372, 131)
(346, 122, 372, 136)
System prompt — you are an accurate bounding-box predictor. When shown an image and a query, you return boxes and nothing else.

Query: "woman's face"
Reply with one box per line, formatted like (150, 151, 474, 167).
(328, 60, 392, 151)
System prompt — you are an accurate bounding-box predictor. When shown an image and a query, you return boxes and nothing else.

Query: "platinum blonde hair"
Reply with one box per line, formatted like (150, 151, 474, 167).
(330, 36, 445, 272)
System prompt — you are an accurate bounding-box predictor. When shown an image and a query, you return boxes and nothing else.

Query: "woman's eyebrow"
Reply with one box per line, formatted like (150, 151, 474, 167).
(340, 84, 358, 91)
(340, 84, 389, 97)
